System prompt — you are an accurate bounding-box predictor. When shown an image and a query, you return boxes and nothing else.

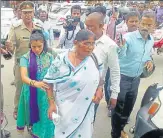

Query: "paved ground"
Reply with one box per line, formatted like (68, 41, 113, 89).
(1, 52, 163, 138)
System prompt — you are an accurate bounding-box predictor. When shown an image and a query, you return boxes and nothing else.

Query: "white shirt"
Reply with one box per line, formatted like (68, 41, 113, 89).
(94, 34, 120, 99)
(11, 17, 22, 26)
(59, 23, 82, 49)
(34, 19, 54, 47)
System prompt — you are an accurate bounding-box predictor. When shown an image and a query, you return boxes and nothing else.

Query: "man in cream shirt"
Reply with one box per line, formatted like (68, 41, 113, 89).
(85, 12, 120, 116)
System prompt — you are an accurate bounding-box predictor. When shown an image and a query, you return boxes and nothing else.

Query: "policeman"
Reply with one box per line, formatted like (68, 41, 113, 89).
(11, 6, 22, 86)
(6, 1, 42, 120)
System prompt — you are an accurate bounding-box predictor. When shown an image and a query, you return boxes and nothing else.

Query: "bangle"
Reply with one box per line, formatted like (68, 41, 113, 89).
(31, 80, 34, 86)
(30, 80, 36, 86)
(30, 80, 33, 86)
(32, 80, 36, 87)
(47, 96, 54, 101)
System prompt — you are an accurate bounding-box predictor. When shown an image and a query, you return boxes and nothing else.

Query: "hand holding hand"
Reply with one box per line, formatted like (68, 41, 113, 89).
(34, 81, 50, 90)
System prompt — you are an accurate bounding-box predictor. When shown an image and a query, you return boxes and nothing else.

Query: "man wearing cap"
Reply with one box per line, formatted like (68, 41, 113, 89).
(34, 7, 54, 47)
(6, 1, 42, 120)
(10, 5, 22, 86)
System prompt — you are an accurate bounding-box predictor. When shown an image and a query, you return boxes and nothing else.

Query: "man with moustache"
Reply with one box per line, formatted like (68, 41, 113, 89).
(111, 12, 156, 138)
(106, 10, 141, 117)
(116, 11, 140, 47)
(138, 2, 146, 17)
(85, 12, 121, 119)
(34, 7, 54, 47)
(5, 1, 42, 120)
(58, 5, 85, 49)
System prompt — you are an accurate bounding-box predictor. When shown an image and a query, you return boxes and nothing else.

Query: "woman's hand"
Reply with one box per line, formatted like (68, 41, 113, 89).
(48, 103, 57, 120)
(92, 87, 103, 104)
(34, 81, 50, 90)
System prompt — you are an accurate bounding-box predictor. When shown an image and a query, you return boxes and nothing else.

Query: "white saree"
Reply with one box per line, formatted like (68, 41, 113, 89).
(43, 51, 103, 138)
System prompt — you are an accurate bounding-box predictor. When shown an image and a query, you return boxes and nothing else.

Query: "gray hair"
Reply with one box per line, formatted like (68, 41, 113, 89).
(125, 11, 141, 21)
(141, 11, 156, 21)
(75, 29, 96, 41)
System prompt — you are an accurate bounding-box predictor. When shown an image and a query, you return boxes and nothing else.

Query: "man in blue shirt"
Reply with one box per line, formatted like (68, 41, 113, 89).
(111, 11, 156, 138)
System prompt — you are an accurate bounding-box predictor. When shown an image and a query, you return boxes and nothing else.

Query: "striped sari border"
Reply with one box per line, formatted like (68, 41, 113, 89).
(17, 126, 25, 130)
(32, 134, 39, 138)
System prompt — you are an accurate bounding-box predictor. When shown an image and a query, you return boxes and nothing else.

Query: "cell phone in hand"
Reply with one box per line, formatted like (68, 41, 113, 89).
(120, 33, 123, 43)
(118, 33, 123, 46)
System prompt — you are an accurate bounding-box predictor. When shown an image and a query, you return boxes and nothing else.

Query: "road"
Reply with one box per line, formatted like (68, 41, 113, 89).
(1, 52, 163, 138)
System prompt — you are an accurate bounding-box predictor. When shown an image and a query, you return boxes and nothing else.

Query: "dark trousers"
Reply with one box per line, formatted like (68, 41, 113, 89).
(111, 74, 140, 138)
(104, 68, 111, 104)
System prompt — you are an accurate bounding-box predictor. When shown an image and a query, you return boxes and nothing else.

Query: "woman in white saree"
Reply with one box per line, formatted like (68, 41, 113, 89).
(43, 29, 104, 138)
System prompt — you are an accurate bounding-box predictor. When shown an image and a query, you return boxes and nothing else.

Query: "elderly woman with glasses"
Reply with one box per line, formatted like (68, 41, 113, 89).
(16, 29, 55, 138)
(43, 29, 104, 138)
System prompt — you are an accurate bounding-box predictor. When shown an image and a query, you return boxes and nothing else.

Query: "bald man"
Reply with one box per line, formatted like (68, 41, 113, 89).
(85, 12, 120, 121)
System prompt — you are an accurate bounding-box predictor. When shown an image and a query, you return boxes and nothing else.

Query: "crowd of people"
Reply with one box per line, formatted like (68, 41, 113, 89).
(1, 0, 163, 138)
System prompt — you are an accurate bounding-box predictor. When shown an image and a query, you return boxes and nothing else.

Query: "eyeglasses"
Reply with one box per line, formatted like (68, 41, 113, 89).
(22, 11, 33, 15)
(82, 42, 95, 47)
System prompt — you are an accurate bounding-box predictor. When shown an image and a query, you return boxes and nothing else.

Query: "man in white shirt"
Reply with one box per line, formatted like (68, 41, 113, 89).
(58, 5, 85, 49)
(34, 7, 54, 47)
(85, 12, 120, 118)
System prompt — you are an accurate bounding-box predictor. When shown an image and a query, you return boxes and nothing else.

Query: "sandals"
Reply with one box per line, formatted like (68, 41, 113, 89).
(13, 112, 17, 120)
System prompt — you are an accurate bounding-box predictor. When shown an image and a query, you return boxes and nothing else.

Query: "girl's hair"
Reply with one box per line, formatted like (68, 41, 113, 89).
(29, 29, 48, 52)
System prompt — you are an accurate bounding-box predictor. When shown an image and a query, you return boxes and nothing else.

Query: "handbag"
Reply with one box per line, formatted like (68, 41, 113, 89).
(90, 53, 104, 86)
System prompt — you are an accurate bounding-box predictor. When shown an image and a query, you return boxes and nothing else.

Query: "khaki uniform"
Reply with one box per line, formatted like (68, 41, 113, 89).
(8, 20, 42, 112)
